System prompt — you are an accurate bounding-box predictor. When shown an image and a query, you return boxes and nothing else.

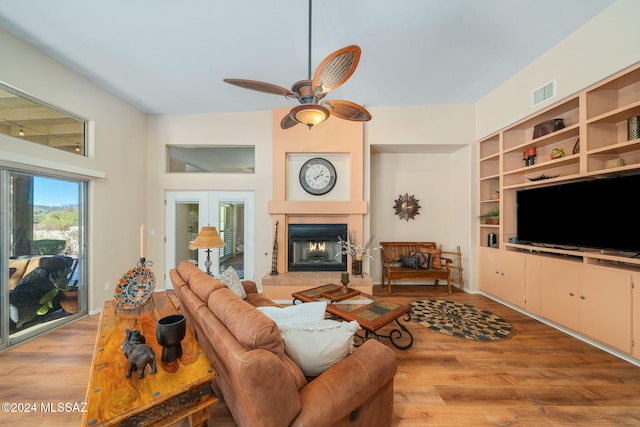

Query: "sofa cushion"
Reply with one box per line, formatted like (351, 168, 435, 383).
(176, 260, 226, 302)
(279, 319, 359, 376)
(217, 266, 246, 299)
(176, 260, 202, 283)
(190, 271, 226, 302)
(208, 287, 283, 356)
(257, 302, 327, 326)
(244, 292, 278, 308)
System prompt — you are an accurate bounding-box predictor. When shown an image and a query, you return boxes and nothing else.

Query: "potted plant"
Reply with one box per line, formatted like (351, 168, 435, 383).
(37, 265, 79, 315)
(478, 208, 500, 225)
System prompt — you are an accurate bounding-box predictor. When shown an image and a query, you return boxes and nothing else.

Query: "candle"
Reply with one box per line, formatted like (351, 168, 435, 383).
(341, 272, 349, 283)
(140, 225, 144, 259)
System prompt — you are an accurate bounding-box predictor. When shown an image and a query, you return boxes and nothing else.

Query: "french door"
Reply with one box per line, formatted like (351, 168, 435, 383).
(165, 191, 254, 288)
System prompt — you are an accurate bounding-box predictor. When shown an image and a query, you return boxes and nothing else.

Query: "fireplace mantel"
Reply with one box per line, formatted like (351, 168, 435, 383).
(268, 200, 368, 215)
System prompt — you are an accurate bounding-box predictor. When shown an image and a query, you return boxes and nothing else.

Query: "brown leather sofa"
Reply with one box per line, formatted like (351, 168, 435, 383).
(170, 260, 397, 427)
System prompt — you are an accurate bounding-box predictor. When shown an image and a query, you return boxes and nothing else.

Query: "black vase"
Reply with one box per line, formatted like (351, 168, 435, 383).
(156, 314, 186, 362)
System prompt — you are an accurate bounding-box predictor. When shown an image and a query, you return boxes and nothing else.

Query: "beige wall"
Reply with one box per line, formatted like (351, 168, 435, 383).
(0, 28, 148, 313)
(146, 111, 273, 288)
(148, 104, 475, 290)
(365, 104, 475, 287)
(476, 0, 640, 138)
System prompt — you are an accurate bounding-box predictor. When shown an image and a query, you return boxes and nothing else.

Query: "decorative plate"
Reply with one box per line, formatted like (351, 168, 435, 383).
(114, 259, 155, 310)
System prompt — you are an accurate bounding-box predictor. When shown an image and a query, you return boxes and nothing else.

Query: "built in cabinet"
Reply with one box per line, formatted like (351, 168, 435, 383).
(478, 62, 640, 361)
(479, 248, 525, 308)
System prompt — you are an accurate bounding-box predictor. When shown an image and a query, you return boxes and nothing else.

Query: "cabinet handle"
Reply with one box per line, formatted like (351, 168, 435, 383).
(580, 295, 585, 300)
(569, 292, 574, 297)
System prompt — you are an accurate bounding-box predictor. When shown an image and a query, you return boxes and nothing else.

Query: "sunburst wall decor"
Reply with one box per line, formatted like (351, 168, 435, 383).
(394, 193, 421, 221)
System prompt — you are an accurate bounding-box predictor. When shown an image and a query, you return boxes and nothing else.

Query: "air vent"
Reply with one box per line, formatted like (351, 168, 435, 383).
(531, 80, 556, 107)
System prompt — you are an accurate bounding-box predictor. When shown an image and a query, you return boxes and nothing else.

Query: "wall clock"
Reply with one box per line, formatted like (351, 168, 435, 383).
(299, 157, 337, 195)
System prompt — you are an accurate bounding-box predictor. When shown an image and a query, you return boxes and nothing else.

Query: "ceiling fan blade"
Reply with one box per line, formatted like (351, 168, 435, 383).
(280, 112, 300, 129)
(312, 45, 361, 95)
(224, 78, 296, 97)
(323, 100, 371, 122)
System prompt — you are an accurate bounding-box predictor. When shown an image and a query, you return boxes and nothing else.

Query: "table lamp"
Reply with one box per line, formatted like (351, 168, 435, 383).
(189, 226, 226, 276)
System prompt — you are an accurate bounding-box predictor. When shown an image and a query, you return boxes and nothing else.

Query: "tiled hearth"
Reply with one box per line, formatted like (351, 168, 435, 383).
(262, 272, 373, 301)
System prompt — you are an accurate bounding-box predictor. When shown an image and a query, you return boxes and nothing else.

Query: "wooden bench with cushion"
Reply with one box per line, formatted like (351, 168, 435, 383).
(380, 242, 455, 295)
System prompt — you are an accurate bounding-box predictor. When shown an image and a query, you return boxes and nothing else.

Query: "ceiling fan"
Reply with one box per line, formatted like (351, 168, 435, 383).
(223, 0, 371, 130)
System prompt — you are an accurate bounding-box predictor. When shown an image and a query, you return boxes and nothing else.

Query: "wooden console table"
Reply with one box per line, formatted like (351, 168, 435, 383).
(82, 292, 217, 427)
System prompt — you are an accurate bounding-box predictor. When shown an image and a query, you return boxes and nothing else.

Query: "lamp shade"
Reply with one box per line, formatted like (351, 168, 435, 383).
(291, 104, 330, 128)
(189, 226, 226, 249)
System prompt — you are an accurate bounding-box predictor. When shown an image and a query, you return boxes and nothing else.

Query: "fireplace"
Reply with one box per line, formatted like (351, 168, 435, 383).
(288, 224, 347, 272)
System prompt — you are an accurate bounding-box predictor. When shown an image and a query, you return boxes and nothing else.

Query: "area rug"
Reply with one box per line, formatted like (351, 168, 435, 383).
(410, 299, 513, 341)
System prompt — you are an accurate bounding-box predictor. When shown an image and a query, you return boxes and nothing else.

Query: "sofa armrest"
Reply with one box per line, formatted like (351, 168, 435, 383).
(291, 339, 397, 426)
(241, 280, 259, 294)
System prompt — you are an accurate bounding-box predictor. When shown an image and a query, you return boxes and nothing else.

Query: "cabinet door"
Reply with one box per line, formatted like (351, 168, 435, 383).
(479, 247, 501, 297)
(525, 255, 543, 316)
(500, 251, 525, 308)
(541, 258, 580, 330)
(579, 266, 632, 353)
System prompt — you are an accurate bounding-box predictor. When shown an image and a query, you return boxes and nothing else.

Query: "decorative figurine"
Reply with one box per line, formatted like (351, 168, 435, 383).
(524, 147, 537, 166)
(122, 328, 157, 379)
(340, 272, 350, 294)
(270, 221, 279, 276)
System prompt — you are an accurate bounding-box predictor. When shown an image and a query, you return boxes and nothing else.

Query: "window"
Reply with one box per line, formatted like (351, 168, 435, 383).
(166, 146, 255, 173)
(0, 83, 86, 156)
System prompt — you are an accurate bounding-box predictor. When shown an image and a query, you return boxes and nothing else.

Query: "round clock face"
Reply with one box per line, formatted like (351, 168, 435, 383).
(299, 158, 337, 195)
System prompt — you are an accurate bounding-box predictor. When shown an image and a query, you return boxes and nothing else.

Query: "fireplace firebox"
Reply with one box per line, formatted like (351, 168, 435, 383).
(288, 224, 347, 272)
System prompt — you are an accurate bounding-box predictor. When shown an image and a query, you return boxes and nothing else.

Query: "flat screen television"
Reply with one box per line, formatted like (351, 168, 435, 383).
(516, 173, 640, 254)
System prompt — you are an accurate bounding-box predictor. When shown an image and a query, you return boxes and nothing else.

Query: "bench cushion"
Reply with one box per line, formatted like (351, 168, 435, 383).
(416, 247, 442, 268)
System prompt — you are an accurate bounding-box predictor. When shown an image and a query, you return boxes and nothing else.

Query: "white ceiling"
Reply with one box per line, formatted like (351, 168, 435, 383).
(0, 0, 616, 115)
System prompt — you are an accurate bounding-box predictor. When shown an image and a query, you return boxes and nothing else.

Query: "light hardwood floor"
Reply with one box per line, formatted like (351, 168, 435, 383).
(1, 286, 640, 426)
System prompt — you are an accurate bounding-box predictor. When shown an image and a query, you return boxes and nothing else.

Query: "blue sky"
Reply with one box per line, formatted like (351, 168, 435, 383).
(33, 177, 79, 206)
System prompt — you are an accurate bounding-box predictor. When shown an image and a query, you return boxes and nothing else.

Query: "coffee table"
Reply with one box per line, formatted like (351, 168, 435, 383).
(292, 284, 414, 349)
(82, 292, 218, 427)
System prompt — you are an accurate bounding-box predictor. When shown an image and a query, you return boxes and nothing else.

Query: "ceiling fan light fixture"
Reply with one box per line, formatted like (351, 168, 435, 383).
(291, 104, 329, 129)
(224, 0, 370, 130)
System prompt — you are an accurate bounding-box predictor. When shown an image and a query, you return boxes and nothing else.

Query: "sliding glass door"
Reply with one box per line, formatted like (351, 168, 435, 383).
(1, 170, 87, 349)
